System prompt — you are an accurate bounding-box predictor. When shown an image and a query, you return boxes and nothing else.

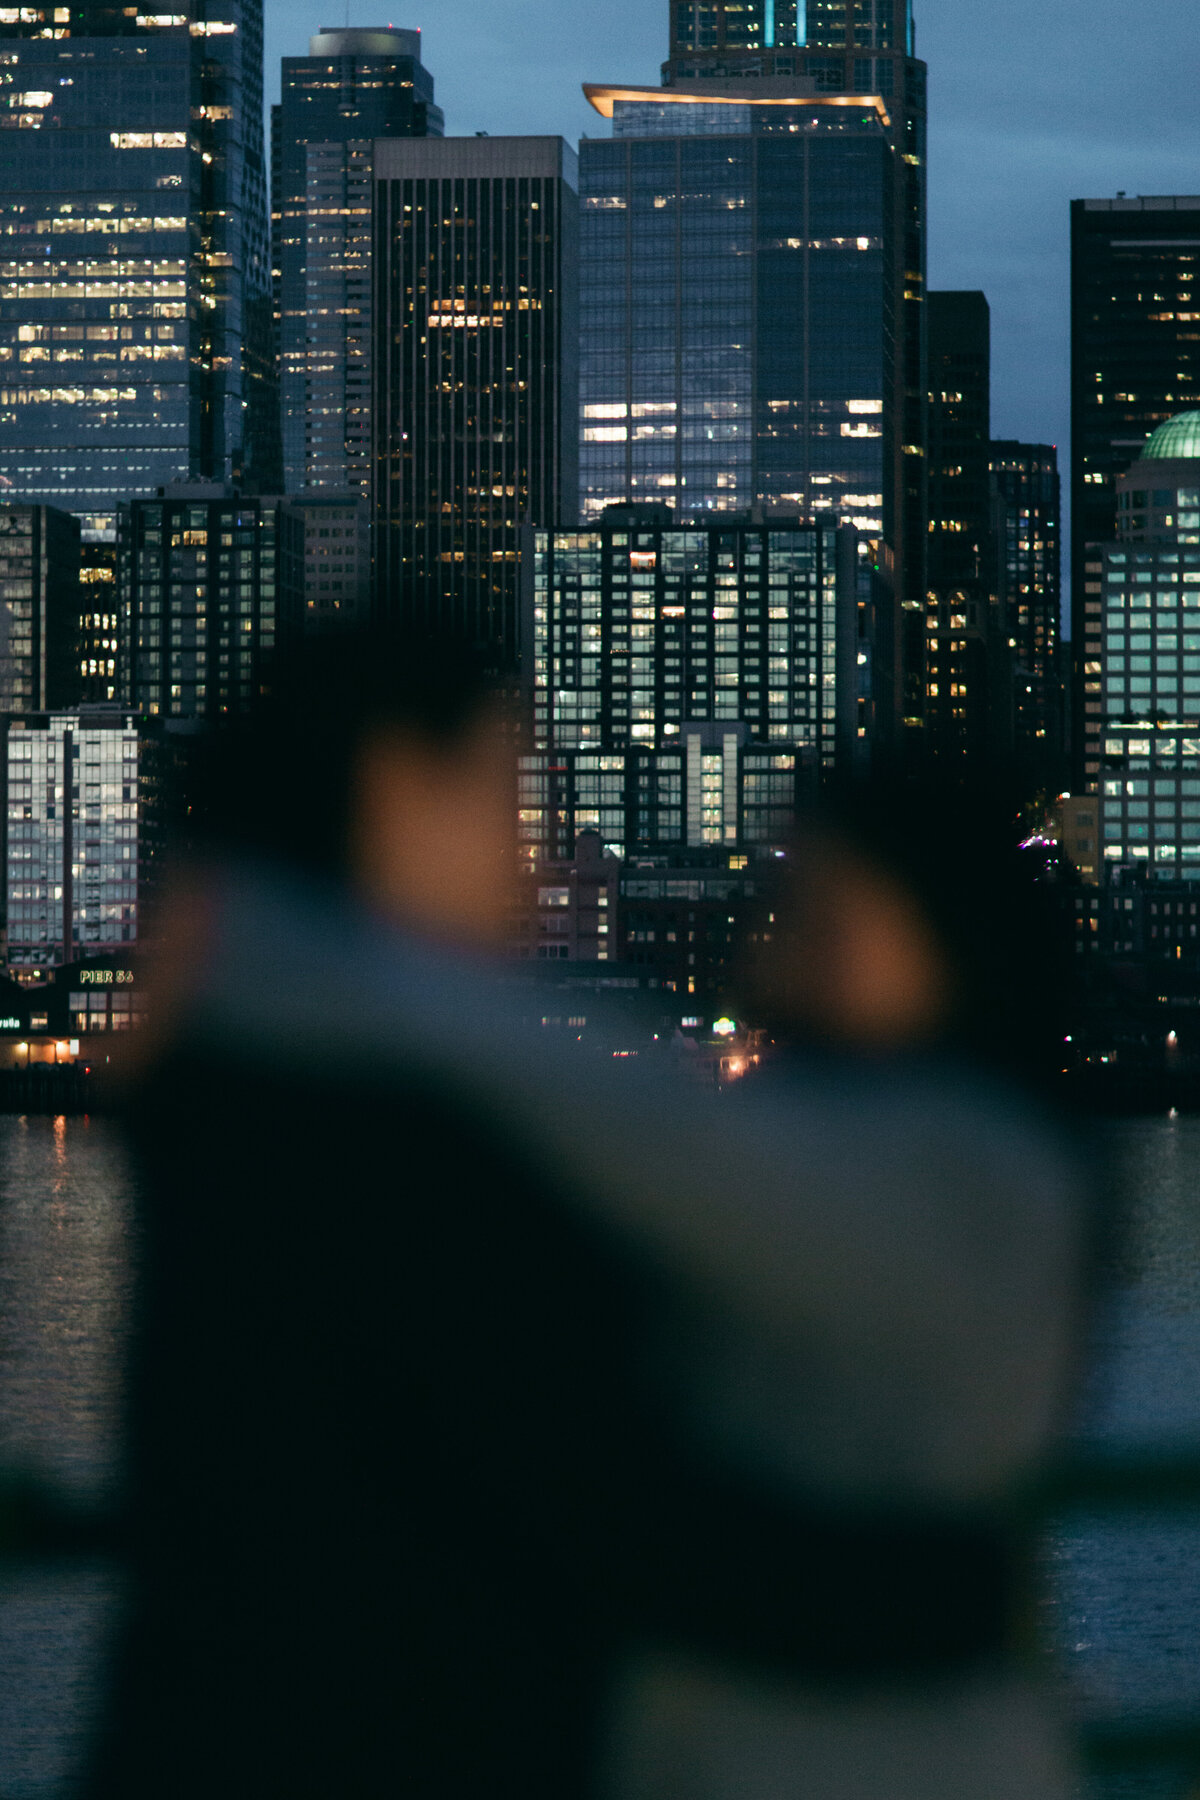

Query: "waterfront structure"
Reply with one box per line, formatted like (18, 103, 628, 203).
(272, 27, 441, 501)
(0, 0, 276, 544)
(1089, 412, 1200, 881)
(372, 135, 578, 666)
(1071, 196, 1200, 779)
(281, 490, 370, 629)
(528, 508, 860, 784)
(991, 440, 1063, 788)
(3, 706, 151, 975)
(924, 291, 1006, 771)
(116, 484, 302, 720)
(581, 0, 927, 736)
(0, 504, 81, 712)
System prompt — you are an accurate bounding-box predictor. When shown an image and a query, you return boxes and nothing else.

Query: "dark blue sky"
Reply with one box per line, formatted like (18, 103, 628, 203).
(267, 0, 1200, 552)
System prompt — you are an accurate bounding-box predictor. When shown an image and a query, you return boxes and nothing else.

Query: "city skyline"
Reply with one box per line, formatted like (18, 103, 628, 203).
(260, 0, 1199, 577)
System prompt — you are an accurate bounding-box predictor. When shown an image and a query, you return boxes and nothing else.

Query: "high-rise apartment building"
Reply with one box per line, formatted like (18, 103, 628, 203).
(272, 27, 441, 500)
(580, 0, 926, 738)
(1071, 196, 1200, 778)
(117, 484, 301, 720)
(990, 441, 1062, 787)
(530, 512, 858, 753)
(522, 511, 859, 861)
(0, 0, 275, 543)
(0, 504, 81, 712)
(372, 136, 579, 665)
(1087, 413, 1200, 881)
(3, 706, 151, 973)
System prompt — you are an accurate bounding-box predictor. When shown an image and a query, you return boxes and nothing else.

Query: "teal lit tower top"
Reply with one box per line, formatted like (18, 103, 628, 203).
(665, 0, 914, 82)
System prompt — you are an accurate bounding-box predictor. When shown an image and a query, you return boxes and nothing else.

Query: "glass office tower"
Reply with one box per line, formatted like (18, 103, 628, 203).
(1071, 196, 1200, 782)
(579, 93, 898, 536)
(0, 0, 275, 542)
(580, 0, 925, 738)
(272, 27, 441, 500)
(372, 136, 578, 666)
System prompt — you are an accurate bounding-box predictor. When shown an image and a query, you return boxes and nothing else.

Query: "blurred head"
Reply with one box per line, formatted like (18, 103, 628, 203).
(185, 626, 516, 949)
(745, 772, 1074, 1091)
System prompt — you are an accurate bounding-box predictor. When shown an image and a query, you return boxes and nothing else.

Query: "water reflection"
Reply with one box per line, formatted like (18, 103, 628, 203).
(0, 1117, 133, 1799)
(3, 1116, 1200, 1796)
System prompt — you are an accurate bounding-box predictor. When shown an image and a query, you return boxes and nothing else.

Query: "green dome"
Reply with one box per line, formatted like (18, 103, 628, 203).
(1139, 411, 1200, 460)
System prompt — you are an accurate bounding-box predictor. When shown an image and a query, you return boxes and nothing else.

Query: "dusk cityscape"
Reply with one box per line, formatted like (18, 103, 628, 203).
(2, 2, 1200, 1797)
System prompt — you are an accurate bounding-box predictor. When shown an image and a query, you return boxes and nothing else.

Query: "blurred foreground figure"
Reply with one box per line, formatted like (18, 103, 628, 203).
(87, 632, 1084, 1799)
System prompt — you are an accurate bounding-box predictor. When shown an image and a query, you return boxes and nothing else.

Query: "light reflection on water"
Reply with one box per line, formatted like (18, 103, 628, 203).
(0, 1115, 133, 1800)
(3, 1113, 1200, 1795)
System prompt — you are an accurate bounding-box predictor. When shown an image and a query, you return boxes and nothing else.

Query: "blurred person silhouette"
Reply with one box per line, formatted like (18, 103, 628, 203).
(86, 627, 1086, 1800)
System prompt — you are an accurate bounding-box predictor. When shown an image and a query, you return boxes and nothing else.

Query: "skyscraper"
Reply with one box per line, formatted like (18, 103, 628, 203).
(1088, 412, 1200, 881)
(372, 135, 578, 665)
(990, 440, 1062, 788)
(1071, 196, 1200, 781)
(579, 0, 926, 739)
(0, 0, 275, 545)
(924, 291, 1007, 772)
(272, 27, 441, 500)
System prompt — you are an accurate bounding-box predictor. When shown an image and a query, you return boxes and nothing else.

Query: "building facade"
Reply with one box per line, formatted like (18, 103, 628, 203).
(0, 0, 275, 542)
(272, 27, 441, 501)
(0, 504, 81, 711)
(517, 738, 812, 866)
(117, 483, 301, 720)
(529, 513, 860, 754)
(372, 135, 579, 665)
(3, 706, 150, 974)
(1071, 195, 1200, 780)
(1089, 413, 1200, 881)
(281, 490, 370, 630)
(991, 440, 1062, 789)
(924, 290, 1005, 771)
